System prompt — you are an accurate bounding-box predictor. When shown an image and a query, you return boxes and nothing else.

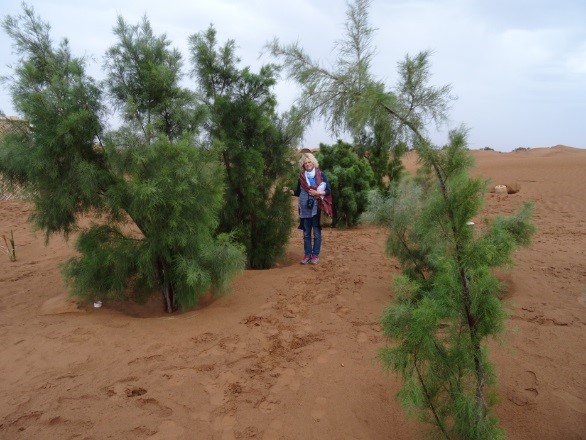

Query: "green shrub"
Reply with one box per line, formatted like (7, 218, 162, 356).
(317, 140, 375, 227)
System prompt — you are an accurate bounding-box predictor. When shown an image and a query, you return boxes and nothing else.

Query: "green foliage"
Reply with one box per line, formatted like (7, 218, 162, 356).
(267, 0, 379, 138)
(104, 16, 204, 140)
(316, 140, 375, 227)
(64, 137, 245, 310)
(62, 224, 145, 301)
(355, 130, 408, 192)
(268, 0, 453, 162)
(1, 7, 245, 312)
(1, 6, 111, 240)
(189, 26, 297, 269)
(367, 130, 535, 439)
(271, 0, 535, 435)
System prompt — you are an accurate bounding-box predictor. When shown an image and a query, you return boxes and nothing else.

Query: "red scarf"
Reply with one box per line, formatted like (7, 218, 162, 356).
(299, 168, 333, 217)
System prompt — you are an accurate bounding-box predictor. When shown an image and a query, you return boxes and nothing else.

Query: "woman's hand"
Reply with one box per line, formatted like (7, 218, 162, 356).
(308, 189, 323, 196)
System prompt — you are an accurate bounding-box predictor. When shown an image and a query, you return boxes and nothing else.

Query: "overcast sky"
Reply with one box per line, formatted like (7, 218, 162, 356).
(1, 0, 585, 151)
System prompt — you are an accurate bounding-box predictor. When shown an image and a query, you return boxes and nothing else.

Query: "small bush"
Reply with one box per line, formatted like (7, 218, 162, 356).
(316, 140, 375, 228)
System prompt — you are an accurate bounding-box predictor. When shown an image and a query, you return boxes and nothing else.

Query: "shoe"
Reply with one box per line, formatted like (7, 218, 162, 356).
(300, 256, 311, 264)
(309, 256, 319, 264)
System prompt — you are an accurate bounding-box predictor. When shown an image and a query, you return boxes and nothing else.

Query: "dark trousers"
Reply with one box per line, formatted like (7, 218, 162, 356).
(300, 215, 322, 257)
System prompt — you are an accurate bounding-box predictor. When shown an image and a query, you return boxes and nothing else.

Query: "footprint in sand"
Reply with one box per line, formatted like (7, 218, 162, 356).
(191, 332, 217, 344)
(270, 368, 301, 393)
(127, 354, 165, 366)
(136, 397, 173, 417)
(105, 376, 141, 400)
(125, 386, 147, 397)
(201, 371, 240, 406)
(334, 305, 351, 319)
(508, 370, 539, 406)
(258, 397, 281, 414)
(202, 382, 224, 407)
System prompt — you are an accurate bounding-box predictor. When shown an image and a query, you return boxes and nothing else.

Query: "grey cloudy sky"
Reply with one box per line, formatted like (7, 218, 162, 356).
(1, 0, 585, 151)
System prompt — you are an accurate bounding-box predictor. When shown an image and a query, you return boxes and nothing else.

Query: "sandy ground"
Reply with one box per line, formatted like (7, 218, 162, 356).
(0, 146, 584, 439)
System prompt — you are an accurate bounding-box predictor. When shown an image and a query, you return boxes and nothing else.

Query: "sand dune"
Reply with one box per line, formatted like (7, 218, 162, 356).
(0, 147, 584, 439)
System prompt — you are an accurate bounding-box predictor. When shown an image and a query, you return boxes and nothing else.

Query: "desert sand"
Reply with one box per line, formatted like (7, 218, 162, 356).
(0, 146, 584, 439)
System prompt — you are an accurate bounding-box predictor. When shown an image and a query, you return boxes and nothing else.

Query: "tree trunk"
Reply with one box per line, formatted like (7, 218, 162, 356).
(431, 152, 487, 425)
(157, 258, 176, 313)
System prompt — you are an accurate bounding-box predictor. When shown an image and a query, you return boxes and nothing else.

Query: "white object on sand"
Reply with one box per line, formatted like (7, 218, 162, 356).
(494, 185, 508, 194)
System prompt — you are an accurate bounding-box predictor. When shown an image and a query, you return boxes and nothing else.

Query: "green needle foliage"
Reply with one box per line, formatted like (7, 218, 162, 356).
(316, 140, 375, 227)
(189, 26, 298, 269)
(268, 0, 452, 188)
(270, 0, 535, 436)
(104, 16, 205, 142)
(366, 130, 535, 439)
(1, 7, 244, 312)
(1, 8, 110, 240)
(63, 135, 244, 312)
(355, 131, 409, 193)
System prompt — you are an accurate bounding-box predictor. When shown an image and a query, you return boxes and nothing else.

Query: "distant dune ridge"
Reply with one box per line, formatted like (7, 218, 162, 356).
(0, 145, 585, 439)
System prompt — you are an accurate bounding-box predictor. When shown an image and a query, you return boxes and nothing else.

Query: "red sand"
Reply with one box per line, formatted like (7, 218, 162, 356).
(0, 146, 584, 439)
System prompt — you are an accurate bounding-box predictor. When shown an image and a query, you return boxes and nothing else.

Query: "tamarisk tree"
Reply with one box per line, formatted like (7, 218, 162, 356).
(270, 0, 535, 437)
(189, 26, 298, 269)
(268, 0, 451, 190)
(0, 7, 244, 312)
(366, 131, 535, 439)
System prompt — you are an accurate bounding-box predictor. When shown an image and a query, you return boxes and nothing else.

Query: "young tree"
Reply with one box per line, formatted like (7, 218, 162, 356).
(270, 0, 534, 437)
(366, 130, 535, 439)
(189, 26, 299, 269)
(0, 7, 244, 312)
(1, 8, 111, 239)
(316, 140, 375, 227)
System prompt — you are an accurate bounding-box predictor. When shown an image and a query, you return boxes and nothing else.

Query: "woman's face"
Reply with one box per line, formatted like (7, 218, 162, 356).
(303, 158, 314, 171)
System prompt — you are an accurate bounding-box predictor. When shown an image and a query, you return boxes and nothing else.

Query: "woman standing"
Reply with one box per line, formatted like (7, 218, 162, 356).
(284, 153, 332, 264)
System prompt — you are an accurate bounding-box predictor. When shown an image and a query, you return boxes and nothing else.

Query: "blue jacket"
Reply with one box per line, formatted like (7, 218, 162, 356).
(294, 169, 330, 219)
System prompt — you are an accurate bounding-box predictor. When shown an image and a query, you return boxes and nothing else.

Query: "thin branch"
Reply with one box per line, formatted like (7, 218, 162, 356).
(414, 355, 452, 440)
